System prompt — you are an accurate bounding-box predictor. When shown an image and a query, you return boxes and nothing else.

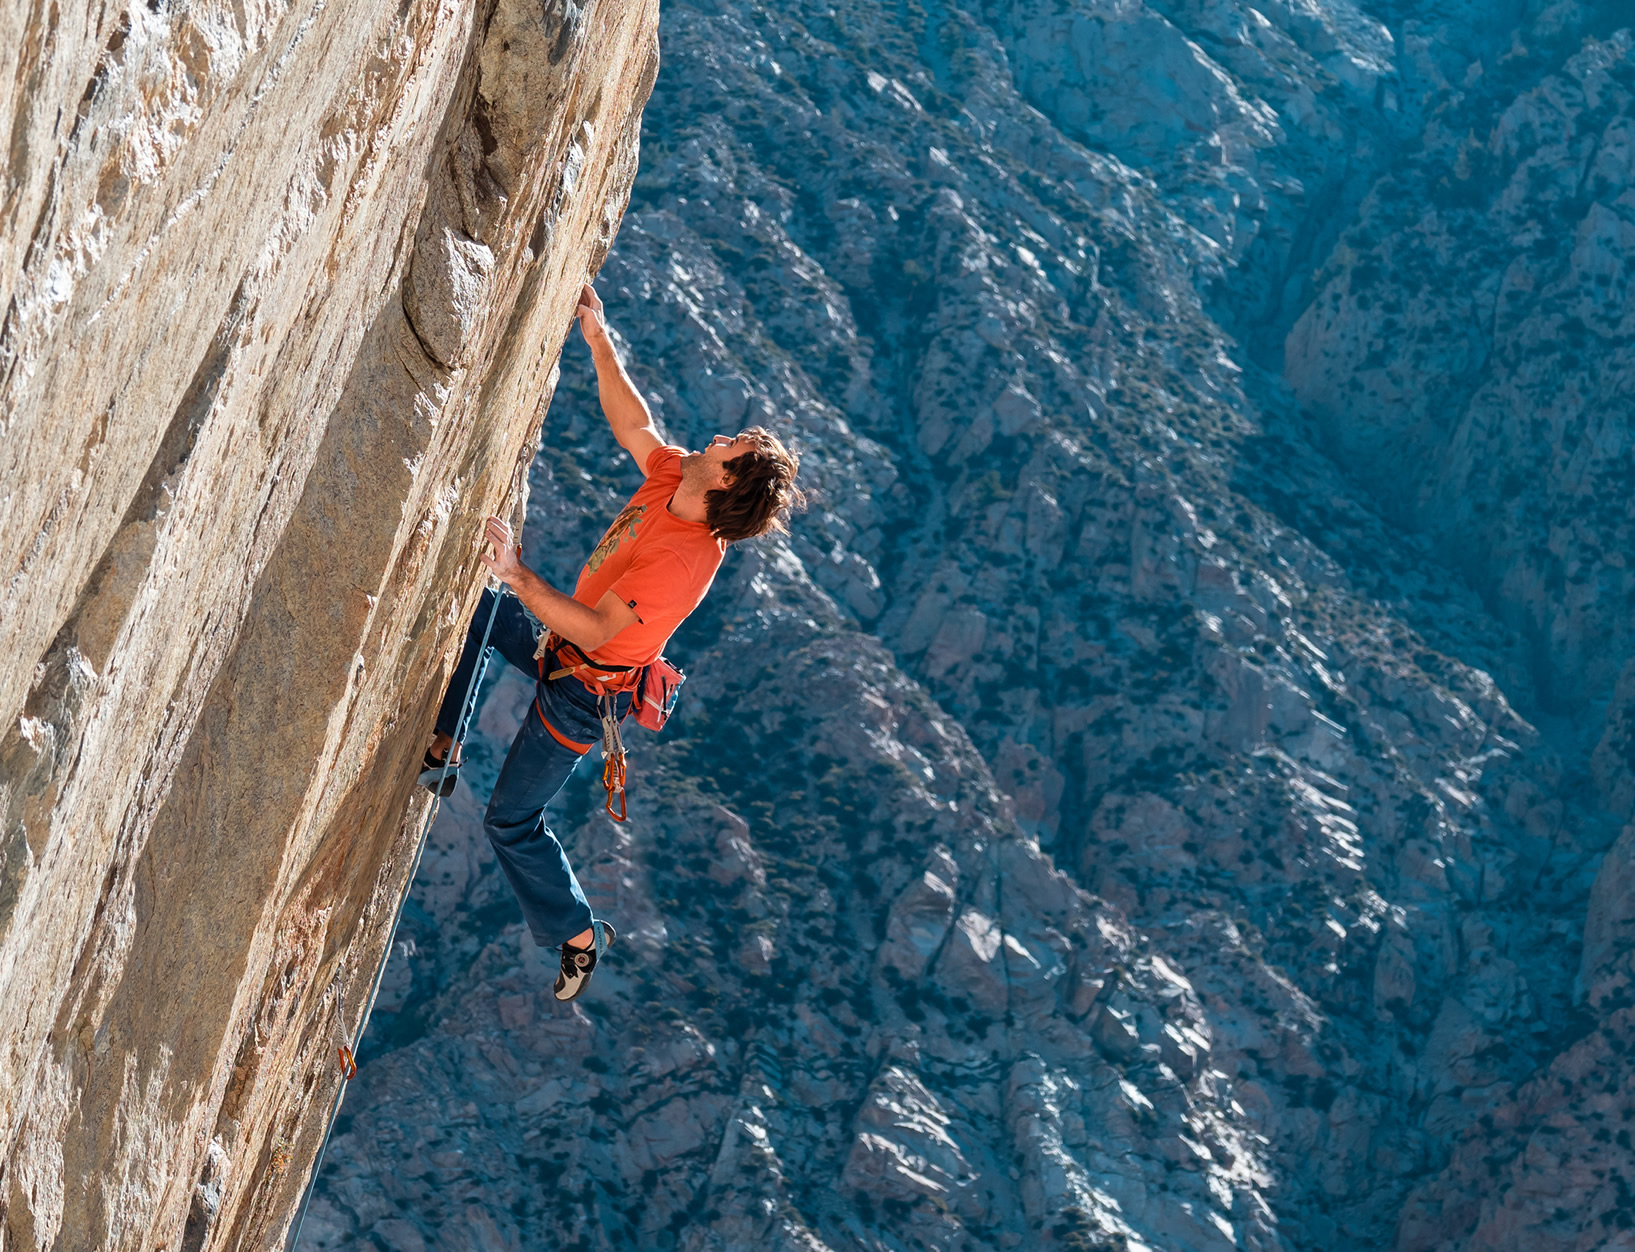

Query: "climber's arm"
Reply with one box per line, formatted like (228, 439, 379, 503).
(576, 283, 665, 474)
(479, 516, 637, 652)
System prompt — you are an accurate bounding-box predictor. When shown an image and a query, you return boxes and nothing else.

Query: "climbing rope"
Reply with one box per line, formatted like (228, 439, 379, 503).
(284, 578, 503, 1252)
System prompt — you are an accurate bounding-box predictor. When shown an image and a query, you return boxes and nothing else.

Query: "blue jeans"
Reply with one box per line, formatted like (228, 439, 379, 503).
(435, 588, 630, 948)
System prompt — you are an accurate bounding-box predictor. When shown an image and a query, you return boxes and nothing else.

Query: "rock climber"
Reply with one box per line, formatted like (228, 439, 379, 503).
(419, 282, 803, 1002)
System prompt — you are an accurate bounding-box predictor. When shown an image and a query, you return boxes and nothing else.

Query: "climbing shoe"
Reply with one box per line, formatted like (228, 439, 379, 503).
(554, 919, 616, 1002)
(416, 749, 460, 798)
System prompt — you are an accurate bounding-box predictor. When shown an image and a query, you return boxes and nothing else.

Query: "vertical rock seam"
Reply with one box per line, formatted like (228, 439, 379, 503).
(0, 1, 659, 1249)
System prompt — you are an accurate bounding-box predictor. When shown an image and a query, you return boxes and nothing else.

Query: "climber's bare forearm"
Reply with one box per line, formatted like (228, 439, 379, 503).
(589, 337, 664, 467)
(510, 567, 590, 641)
(576, 283, 663, 470)
(478, 517, 636, 652)
(507, 567, 635, 654)
(588, 337, 648, 431)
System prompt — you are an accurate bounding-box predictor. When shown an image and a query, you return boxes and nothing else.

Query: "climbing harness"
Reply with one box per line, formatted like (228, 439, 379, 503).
(284, 580, 502, 1252)
(532, 631, 685, 823)
(530, 631, 635, 822)
(535, 630, 642, 693)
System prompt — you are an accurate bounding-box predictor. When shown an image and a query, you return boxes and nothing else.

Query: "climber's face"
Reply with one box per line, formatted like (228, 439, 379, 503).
(682, 433, 753, 489)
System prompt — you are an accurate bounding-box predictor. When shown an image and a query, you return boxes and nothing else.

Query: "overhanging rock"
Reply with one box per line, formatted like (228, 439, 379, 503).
(0, 1, 659, 1246)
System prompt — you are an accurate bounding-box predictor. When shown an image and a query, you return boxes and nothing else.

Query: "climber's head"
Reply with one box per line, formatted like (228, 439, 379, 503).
(689, 427, 804, 542)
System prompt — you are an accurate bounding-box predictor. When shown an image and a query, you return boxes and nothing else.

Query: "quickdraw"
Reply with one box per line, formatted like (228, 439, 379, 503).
(599, 693, 628, 823)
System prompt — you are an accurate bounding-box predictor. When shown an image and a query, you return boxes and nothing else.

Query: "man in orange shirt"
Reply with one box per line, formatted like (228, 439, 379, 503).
(421, 284, 802, 1002)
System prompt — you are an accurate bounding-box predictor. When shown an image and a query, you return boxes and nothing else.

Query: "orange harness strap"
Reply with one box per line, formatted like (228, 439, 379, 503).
(534, 699, 592, 755)
(541, 633, 642, 694)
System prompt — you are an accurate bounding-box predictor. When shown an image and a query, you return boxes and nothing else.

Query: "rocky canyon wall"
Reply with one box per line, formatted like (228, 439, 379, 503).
(1288, 22, 1635, 714)
(0, 1, 658, 1248)
(300, 3, 1635, 1251)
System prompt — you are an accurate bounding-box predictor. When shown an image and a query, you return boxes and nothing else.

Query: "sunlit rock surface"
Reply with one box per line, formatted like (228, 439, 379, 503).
(0, 1, 659, 1247)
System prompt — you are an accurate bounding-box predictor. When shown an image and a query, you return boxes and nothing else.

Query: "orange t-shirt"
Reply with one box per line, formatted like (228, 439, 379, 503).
(572, 445, 726, 667)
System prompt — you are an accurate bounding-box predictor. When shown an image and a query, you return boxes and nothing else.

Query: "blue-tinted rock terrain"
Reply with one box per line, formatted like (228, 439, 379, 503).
(303, 2, 1635, 1249)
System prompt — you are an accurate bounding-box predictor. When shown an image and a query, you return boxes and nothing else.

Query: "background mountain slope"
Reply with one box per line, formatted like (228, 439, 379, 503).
(304, 2, 1635, 1249)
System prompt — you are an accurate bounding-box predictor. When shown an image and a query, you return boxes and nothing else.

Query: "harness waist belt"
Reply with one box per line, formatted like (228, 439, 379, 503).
(540, 632, 644, 694)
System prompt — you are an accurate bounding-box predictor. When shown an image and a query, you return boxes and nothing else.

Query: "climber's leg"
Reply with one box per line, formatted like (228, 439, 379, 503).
(483, 699, 598, 948)
(430, 587, 541, 759)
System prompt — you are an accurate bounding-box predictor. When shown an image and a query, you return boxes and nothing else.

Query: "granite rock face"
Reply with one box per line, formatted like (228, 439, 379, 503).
(238, 1, 1635, 1250)
(0, 1, 658, 1248)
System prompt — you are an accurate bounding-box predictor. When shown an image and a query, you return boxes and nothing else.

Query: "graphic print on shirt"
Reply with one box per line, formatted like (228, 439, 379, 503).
(585, 503, 646, 574)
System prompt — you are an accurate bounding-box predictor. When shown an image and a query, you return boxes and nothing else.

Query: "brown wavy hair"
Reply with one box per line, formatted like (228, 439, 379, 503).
(706, 427, 805, 543)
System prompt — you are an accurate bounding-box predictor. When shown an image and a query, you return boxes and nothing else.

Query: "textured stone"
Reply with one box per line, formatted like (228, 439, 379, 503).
(8, 0, 1628, 1250)
(0, 1, 658, 1248)
(1287, 28, 1635, 710)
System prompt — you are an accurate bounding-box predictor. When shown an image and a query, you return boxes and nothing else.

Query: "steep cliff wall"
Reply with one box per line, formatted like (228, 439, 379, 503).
(0, 1, 658, 1247)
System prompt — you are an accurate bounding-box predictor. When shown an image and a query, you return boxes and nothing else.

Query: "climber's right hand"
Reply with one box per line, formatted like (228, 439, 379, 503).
(576, 282, 608, 345)
(479, 515, 522, 584)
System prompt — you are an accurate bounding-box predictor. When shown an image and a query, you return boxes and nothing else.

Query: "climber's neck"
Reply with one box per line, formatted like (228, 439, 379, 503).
(667, 480, 710, 525)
